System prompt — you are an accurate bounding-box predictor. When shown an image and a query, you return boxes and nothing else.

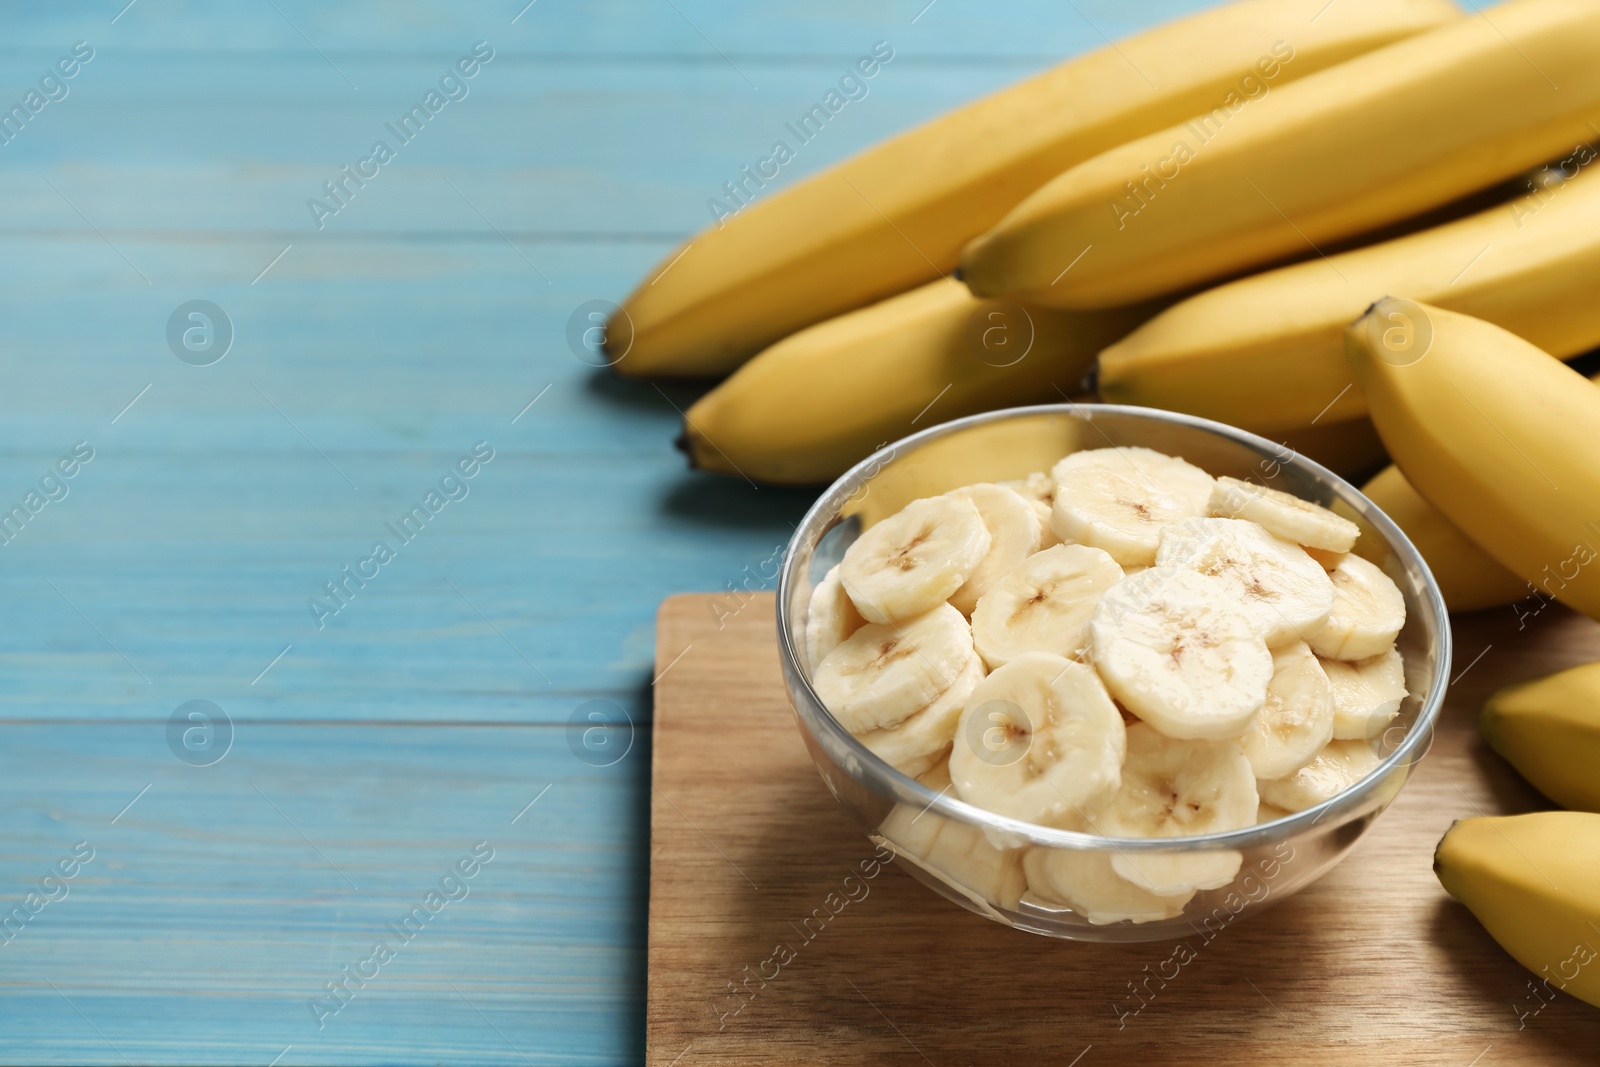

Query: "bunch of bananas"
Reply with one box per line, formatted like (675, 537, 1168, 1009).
(612, 0, 1600, 597)
(610, 0, 1600, 596)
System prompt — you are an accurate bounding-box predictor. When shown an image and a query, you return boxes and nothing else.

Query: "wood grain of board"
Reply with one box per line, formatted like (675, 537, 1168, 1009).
(649, 592, 1600, 1066)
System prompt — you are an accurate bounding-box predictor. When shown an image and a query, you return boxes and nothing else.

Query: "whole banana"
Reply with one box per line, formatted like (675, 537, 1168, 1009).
(1097, 163, 1600, 435)
(1356, 370, 1600, 613)
(608, 0, 1458, 379)
(1483, 663, 1600, 812)
(961, 0, 1600, 309)
(1360, 466, 1527, 613)
(680, 279, 1148, 485)
(1273, 417, 1387, 484)
(1435, 813, 1600, 1011)
(1346, 299, 1600, 621)
(680, 282, 1391, 485)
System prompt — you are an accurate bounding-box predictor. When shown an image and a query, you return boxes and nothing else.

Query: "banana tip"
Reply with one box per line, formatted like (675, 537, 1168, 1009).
(674, 430, 696, 468)
(1353, 295, 1396, 326)
(1432, 820, 1458, 885)
(1081, 359, 1100, 396)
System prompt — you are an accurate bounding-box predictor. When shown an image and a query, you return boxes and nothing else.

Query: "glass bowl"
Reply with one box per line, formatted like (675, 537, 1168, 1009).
(776, 404, 1450, 943)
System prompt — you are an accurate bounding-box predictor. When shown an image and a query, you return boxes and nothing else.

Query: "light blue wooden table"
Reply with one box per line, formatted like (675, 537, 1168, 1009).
(0, 2, 1210, 1062)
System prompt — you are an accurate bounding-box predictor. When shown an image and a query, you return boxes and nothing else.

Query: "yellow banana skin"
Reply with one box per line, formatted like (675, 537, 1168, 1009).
(1347, 299, 1600, 622)
(1273, 417, 1387, 484)
(962, 0, 1600, 310)
(681, 279, 1147, 485)
(679, 280, 1388, 487)
(1435, 813, 1600, 1010)
(1484, 663, 1600, 812)
(1098, 163, 1600, 435)
(609, 0, 1458, 379)
(1361, 465, 1528, 613)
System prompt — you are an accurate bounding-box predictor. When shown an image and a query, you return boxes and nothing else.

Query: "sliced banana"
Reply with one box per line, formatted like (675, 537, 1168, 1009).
(969, 544, 1124, 669)
(813, 603, 974, 733)
(1000, 470, 1055, 508)
(1308, 553, 1407, 662)
(1256, 798, 1295, 825)
(947, 484, 1043, 616)
(879, 762, 1026, 914)
(1304, 546, 1344, 572)
(857, 655, 985, 775)
(1036, 508, 1063, 547)
(1002, 472, 1066, 548)
(1023, 846, 1194, 926)
(1088, 567, 1272, 741)
(1209, 476, 1360, 553)
(1322, 646, 1407, 740)
(838, 494, 992, 624)
(1094, 723, 1255, 894)
(1240, 641, 1335, 781)
(924, 817, 1028, 913)
(805, 564, 866, 672)
(877, 762, 954, 860)
(1256, 738, 1382, 812)
(1156, 517, 1335, 648)
(1050, 447, 1214, 567)
(948, 652, 1125, 827)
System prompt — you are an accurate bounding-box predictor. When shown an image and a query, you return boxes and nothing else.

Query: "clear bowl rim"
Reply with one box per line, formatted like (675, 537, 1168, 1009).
(776, 402, 1453, 852)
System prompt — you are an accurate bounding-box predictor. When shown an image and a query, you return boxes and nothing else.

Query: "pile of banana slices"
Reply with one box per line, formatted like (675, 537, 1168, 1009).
(806, 446, 1410, 924)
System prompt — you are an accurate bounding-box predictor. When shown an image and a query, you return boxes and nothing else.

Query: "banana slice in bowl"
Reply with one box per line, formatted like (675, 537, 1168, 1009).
(813, 603, 974, 733)
(947, 484, 1043, 616)
(1089, 567, 1273, 741)
(839, 494, 992, 623)
(1309, 553, 1407, 662)
(1323, 647, 1408, 740)
(1257, 739, 1383, 812)
(1241, 641, 1336, 781)
(970, 544, 1124, 668)
(1209, 475, 1360, 553)
(1023, 846, 1194, 926)
(805, 563, 866, 672)
(1050, 446, 1214, 567)
(856, 655, 986, 776)
(999, 471, 1063, 548)
(878, 762, 1027, 918)
(1156, 517, 1336, 648)
(1093, 723, 1256, 895)
(948, 652, 1125, 827)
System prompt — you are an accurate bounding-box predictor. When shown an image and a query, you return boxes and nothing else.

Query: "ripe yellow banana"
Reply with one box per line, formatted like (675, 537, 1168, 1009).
(961, 0, 1600, 310)
(1483, 663, 1600, 812)
(1347, 299, 1600, 621)
(608, 0, 1458, 379)
(1274, 417, 1387, 484)
(1357, 370, 1600, 612)
(1360, 466, 1528, 613)
(1435, 813, 1600, 1011)
(680, 279, 1148, 484)
(1097, 161, 1600, 435)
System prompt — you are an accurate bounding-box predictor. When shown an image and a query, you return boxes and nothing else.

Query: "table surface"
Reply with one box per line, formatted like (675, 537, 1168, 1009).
(0, 1, 1287, 1063)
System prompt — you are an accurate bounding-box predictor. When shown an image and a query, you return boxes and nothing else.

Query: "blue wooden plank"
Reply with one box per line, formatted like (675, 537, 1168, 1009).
(0, 0, 1208, 58)
(0, 58, 1055, 237)
(0, 237, 811, 723)
(0, 721, 648, 1065)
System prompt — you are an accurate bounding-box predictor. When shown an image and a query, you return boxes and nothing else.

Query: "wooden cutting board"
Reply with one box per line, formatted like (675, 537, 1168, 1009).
(648, 592, 1600, 1066)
